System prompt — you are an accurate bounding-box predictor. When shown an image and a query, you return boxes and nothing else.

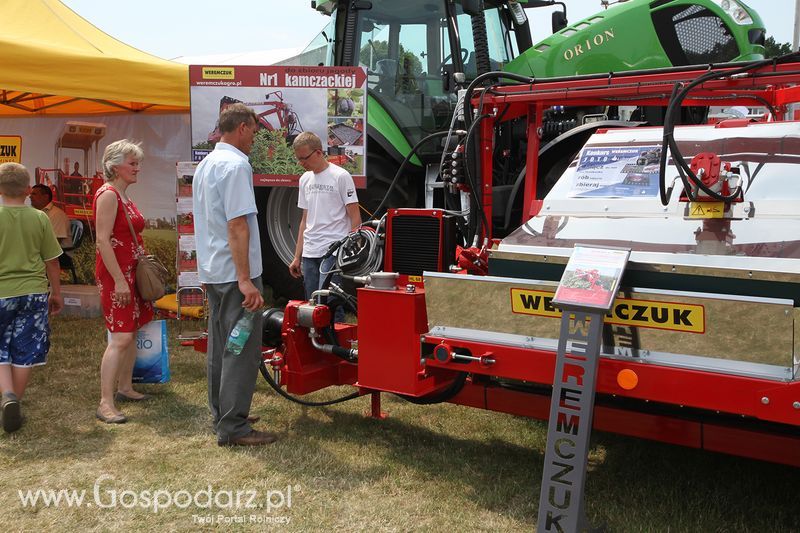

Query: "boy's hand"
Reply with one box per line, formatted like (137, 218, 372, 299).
(49, 294, 64, 315)
(289, 257, 302, 278)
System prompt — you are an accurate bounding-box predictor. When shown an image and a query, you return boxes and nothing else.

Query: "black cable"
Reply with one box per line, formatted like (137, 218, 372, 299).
(259, 363, 361, 406)
(395, 371, 469, 405)
(370, 130, 453, 220)
(659, 52, 800, 205)
(462, 113, 492, 242)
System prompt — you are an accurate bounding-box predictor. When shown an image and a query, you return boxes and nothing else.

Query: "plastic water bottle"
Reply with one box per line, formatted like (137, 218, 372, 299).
(225, 310, 256, 356)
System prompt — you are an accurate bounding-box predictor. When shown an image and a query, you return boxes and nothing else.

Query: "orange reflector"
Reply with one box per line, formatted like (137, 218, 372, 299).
(617, 369, 639, 390)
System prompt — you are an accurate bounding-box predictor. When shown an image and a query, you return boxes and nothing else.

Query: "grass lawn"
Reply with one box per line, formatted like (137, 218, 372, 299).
(1, 315, 798, 531)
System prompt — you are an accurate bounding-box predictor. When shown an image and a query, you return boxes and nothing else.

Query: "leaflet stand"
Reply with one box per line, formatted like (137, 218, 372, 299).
(176, 285, 207, 342)
(536, 245, 630, 533)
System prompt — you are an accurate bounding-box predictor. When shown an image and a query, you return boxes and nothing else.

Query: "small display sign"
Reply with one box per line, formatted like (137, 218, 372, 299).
(552, 245, 630, 311)
(568, 144, 662, 198)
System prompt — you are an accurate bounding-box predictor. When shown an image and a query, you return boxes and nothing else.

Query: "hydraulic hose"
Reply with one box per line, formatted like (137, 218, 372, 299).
(470, 2, 491, 75)
(659, 52, 800, 205)
(395, 371, 469, 405)
(259, 362, 361, 407)
(370, 130, 454, 220)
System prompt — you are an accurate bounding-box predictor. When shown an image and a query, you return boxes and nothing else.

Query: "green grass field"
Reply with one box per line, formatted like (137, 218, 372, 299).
(141, 229, 178, 242)
(1, 316, 798, 532)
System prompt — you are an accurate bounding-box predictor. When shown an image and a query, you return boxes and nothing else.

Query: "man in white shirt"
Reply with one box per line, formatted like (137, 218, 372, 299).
(193, 103, 275, 447)
(29, 184, 70, 248)
(289, 132, 361, 321)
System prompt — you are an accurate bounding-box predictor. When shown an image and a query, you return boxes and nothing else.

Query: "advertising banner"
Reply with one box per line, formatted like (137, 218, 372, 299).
(0, 114, 189, 285)
(189, 65, 367, 188)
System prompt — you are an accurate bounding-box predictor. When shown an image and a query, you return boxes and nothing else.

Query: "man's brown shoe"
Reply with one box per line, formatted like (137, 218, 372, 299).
(218, 430, 277, 447)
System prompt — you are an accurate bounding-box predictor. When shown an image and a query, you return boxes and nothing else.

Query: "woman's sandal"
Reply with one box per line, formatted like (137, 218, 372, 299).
(96, 408, 127, 424)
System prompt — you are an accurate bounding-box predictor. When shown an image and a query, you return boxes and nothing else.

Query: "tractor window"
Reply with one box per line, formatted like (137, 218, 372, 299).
(651, 5, 740, 65)
(287, 15, 337, 66)
(354, 1, 457, 147)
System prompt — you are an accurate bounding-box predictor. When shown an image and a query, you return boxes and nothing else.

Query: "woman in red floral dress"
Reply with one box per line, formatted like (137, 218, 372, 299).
(94, 139, 154, 424)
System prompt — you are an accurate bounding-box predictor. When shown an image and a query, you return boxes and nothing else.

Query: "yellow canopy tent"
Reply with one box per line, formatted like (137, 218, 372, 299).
(0, 0, 189, 116)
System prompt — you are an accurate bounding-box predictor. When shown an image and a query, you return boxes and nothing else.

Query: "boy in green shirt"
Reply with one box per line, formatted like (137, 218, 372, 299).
(0, 162, 63, 433)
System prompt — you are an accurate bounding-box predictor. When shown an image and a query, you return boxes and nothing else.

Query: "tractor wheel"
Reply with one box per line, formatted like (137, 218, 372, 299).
(255, 187, 304, 302)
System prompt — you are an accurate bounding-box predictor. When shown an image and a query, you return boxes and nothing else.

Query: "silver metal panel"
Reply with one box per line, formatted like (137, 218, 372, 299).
(424, 272, 795, 374)
(497, 122, 800, 281)
(424, 325, 791, 382)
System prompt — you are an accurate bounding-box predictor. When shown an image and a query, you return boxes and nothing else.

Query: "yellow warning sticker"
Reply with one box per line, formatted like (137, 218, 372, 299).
(687, 202, 724, 219)
(510, 288, 705, 334)
(408, 275, 423, 283)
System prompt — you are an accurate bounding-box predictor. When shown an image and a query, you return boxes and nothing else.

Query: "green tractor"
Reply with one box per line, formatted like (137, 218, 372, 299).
(262, 0, 764, 295)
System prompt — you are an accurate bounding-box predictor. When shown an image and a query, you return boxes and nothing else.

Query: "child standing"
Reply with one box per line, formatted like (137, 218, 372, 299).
(0, 162, 63, 433)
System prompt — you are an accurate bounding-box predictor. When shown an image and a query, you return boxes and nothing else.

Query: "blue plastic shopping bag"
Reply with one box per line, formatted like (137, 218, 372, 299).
(132, 319, 170, 383)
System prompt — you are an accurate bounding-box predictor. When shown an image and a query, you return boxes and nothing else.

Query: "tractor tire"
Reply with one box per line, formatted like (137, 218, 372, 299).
(361, 153, 419, 219)
(255, 187, 304, 302)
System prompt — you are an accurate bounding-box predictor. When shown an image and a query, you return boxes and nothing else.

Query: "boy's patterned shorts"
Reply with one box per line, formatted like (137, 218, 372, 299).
(0, 293, 50, 367)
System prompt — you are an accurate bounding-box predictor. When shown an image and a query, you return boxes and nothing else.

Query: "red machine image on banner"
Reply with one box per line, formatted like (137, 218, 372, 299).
(34, 122, 106, 226)
(189, 65, 367, 188)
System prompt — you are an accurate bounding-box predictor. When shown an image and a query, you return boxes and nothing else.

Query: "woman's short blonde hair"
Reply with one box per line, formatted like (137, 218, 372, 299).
(0, 162, 31, 197)
(102, 139, 144, 181)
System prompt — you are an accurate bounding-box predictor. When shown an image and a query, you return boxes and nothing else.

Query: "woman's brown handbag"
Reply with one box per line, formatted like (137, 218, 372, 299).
(119, 193, 169, 301)
(134, 254, 169, 301)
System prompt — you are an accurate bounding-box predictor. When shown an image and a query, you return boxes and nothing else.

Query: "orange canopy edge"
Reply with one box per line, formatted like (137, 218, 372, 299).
(0, 0, 189, 116)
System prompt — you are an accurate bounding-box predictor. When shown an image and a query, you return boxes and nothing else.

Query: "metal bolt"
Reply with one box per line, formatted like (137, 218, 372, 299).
(761, 396, 770, 405)
(405, 284, 416, 293)
(793, 401, 800, 409)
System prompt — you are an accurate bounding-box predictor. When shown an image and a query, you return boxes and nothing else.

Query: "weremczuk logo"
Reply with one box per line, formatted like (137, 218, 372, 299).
(202, 67, 235, 80)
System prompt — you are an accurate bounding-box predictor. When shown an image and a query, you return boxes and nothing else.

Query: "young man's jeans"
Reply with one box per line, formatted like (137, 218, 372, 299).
(301, 255, 345, 323)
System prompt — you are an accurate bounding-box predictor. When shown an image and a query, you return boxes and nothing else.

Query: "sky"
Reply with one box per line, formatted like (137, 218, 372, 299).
(60, 1, 792, 62)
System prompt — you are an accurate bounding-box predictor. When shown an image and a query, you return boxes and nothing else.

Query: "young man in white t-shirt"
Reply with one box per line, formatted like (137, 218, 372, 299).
(289, 132, 360, 319)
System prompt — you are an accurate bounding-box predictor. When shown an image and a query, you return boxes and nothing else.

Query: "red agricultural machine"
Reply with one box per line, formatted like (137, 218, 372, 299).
(207, 91, 303, 144)
(198, 57, 800, 474)
(34, 121, 106, 227)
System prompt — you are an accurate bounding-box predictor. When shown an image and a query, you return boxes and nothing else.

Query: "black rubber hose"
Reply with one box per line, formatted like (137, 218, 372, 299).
(659, 52, 800, 205)
(470, 2, 491, 75)
(396, 371, 469, 405)
(259, 362, 361, 406)
(370, 130, 454, 221)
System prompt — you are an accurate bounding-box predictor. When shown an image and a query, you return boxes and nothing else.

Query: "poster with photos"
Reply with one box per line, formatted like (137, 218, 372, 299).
(175, 162, 199, 289)
(189, 65, 367, 188)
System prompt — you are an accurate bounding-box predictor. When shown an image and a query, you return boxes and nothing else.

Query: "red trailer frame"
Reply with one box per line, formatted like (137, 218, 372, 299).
(200, 61, 800, 467)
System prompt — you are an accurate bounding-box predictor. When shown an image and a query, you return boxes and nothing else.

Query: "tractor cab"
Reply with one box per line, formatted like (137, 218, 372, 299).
(299, 0, 525, 154)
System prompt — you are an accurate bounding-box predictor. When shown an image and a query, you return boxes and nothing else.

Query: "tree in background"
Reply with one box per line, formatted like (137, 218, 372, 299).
(764, 37, 792, 58)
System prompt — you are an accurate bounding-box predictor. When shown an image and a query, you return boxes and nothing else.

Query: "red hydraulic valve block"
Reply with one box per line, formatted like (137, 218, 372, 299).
(687, 152, 739, 200)
(453, 245, 489, 275)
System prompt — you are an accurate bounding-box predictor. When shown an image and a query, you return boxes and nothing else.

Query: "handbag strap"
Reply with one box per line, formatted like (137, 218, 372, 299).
(110, 186, 143, 256)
